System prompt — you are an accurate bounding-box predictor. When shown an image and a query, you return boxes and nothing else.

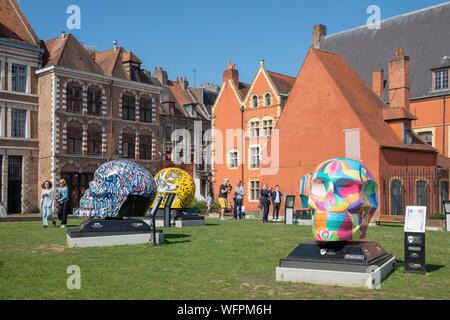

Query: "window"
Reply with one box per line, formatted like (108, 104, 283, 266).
(265, 93, 272, 106)
(139, 97, 153, 122)
(250, 181, 260, 201)
(122, 95, 136, 121)
(67, 126, 82, 154)
(11, 109, 27, 138)
(344, 128, 361, 160)
(122, 134, 135, 158)
(11, 64, 27, 93)
(87, 89, 102, 115)
(252, 95, 258, 108)
(250, 121, 260, 138)
(228, 151, 238, 168)
(418, 131, 433, 145)
(139, 135, 152, 160)
(403, 124, 412, 145)
(67, 84, 82, 113)
(263, 119, 273, 136)
(434, 69, 449, 91)
(250, 146, 260, 169)
(390, 179, 404, 215)
(416, 180, 428, 207)
(87, 129, 102, 156)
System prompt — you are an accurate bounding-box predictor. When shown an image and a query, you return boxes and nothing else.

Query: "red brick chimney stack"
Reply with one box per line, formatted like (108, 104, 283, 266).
(223, 60, 239, 87)
(388, 48, 410, 111)
(372, 68, 385, 98)
(312, 24, 327, 49)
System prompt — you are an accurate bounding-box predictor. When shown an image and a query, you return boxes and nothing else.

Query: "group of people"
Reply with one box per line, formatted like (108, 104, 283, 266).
(259, 184, 283, 223)
(214, 179, 283, 223)
(40, 179, 70, 229)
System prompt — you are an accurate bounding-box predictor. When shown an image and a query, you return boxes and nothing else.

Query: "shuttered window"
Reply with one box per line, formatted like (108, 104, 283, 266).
(344, 128, 360, 161)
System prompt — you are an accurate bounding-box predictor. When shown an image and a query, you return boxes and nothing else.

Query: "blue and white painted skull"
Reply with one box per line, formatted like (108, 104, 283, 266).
(74, 160, 156, 218)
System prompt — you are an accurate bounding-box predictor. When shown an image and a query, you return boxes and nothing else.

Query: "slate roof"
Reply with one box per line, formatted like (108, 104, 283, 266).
(0, 0, 40, 47)
(319, 2, 450, 100)
(267, 71, 296, 95)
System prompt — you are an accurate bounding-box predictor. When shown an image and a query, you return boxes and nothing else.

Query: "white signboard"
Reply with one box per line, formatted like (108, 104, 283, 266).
(404, 206, 427, 233)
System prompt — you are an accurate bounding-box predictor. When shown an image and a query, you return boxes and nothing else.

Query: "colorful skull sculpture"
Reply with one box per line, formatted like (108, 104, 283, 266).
(308, 158, 378, 242)
(153, 168, 195, 209)
(75, 160, 156, 218)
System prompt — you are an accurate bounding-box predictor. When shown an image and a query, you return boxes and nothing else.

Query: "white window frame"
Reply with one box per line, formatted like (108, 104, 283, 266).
(249, 120, 260, 138)
(251, 95, 259, 108)
(9, 62, 30, 94)
(227, 149, 239, 169)
(10, 108, 29, 139)
(344, 128, 361, 161)
(249, 145, 261, 169)
(262, 118, 274, 137)
(249, 180, 260, 202)
(434, 68, 449, 91)
(264, 92, 272, 107)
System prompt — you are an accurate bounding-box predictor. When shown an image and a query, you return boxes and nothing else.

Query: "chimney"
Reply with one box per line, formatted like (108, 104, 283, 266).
(61, 31, 66, 39)
(312, 24, 327, 49)
(154, 66, 168, 86)
(223, 60, 239, 86)
(179, 76, 189, 90)
(372, 69, 385, 98)
(259, 59, 265, 67)
(113, 40, 118, 51)
(388, 48, 410, 111)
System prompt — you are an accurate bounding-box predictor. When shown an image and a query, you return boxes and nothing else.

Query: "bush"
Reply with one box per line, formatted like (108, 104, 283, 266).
(428, 212, 445, 220)
(190, 199, 207, 211)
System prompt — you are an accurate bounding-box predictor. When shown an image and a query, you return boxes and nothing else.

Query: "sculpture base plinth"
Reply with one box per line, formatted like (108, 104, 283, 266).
(276, 241, 396, 289)
(67, 218, 164, 247)
(147, 209, 206, 228)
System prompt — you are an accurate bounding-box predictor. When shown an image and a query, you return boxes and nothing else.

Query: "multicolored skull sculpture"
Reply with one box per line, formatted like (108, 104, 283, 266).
(308, 158, 378, 242)
(153, 168, 195, 209)
(75, 160, 156, 218)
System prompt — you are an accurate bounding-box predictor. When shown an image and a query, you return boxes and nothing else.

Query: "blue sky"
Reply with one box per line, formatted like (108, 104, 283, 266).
(20, 0, 448, 86)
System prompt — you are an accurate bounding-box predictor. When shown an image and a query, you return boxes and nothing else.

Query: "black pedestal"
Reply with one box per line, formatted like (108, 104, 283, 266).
(68, 218, 157, 238)
(280, 241, 393, 273)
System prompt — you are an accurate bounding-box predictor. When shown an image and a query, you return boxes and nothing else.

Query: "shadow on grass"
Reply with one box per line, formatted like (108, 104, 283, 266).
(205, 223, 220, 227)
(395, 259, 445, 273)
(164, 233, 191, 240)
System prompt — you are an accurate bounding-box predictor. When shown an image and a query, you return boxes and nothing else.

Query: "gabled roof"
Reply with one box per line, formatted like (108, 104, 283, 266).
(267, 71, 296, 95)
(319, 2, 450, 100)
(0, 0, 40, 47)
(168, 80, 196, 107)
(312, 49, 435, 152)
(238, 82, 251, 99)
(95, 48, 126, 78)
(43, 34, 104, 74)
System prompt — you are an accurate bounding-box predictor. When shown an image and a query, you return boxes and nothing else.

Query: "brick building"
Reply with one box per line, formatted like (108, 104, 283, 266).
(212, 60, 295, 211)
(314, 2, 450, 217)
(0, 0, 44, 213)
(262, 48, 442, 221)
(37, 34, 162, 208)
(154, 67, 217, 200)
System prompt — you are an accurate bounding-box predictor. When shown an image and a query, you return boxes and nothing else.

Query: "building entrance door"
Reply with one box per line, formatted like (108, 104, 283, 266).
(7, 156, 22, 214)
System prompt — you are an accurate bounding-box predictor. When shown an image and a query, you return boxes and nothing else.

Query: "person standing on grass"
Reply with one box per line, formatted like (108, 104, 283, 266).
(271, 185, 283, 222)
(218, 179, 232, 221)
(56, 179, 69, 228)
(40, 180, 55, 229)
(260, 185, 271, 223)
(233, 181, 245, 220)
(205, 192, 213, 216)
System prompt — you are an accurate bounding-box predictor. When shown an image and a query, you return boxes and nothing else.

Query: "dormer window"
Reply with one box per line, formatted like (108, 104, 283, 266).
(434, 69, 449, 91)
(403, 123, 412, 145)
(252, 95, 258, 108)
(264, 93, 272, 106)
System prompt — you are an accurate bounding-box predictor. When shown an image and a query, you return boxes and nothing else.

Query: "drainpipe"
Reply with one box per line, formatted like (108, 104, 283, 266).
(443, 96, 447, 157)
(240, 105, 245, 183)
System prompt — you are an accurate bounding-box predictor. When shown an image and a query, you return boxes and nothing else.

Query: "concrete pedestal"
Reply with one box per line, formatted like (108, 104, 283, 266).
(276, 256, 396, 289)
(67, 232, 165, 248)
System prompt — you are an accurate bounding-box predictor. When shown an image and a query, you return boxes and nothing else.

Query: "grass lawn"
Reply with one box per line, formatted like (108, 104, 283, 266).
(0, 218, 449, 300)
